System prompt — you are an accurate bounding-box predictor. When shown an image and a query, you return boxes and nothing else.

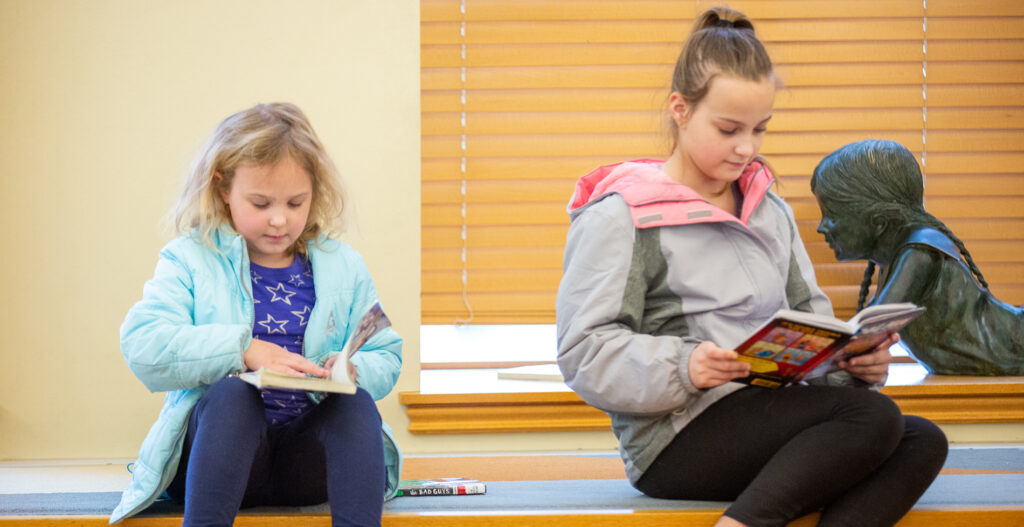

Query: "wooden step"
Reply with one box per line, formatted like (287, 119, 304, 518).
(4, 508, 1024, 526)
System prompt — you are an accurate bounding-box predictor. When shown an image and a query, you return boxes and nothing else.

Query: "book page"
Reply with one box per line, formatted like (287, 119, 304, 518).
(339, 302, 391, 359)
(772, 309, 854, 334)
(239, 301, 391, 393)
(330, 301, 392, 383)
(239, 367, 357, 394)
(847, 302, 923, 329)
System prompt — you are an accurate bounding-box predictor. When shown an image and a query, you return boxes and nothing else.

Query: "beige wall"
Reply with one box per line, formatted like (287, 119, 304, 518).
(0, 0, 425, 460)
(0, 0, 619, 461)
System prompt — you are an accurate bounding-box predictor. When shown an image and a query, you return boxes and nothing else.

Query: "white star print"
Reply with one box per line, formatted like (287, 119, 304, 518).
(291, 305, 311, 326)
(264, 283, 297, 305)
(288, 274, 305, 287)
(257, 313, 289, 334)
(251, 271, 263, 284)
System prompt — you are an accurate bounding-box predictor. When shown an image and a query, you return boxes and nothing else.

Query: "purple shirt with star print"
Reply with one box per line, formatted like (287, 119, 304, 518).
(250, 255, 316, 425)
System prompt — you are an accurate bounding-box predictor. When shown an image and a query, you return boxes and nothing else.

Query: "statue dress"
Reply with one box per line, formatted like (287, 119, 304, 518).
(876, 226, 1024, 375)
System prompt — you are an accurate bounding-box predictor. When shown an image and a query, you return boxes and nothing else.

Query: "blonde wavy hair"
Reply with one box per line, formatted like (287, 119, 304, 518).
(170, 102, 346, 255)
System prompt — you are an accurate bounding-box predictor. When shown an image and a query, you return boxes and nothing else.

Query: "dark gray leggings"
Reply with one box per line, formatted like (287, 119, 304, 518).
(635, 385, 947, 527)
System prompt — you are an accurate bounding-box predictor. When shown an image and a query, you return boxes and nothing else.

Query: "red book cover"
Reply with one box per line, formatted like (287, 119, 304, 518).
(732, 303, 924, 388)
(734, 318, 852, 388)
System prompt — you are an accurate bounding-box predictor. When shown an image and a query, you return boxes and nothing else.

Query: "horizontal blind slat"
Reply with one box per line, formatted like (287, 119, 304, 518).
(422, 41, 928, 68)
(422, 109, 928, 136)
(423, 63, 930, 90)
(422, 153, 1024, 184)
(423, 20, 925, 45)
(422, 86, 932, 112)
(425, 225, 570, 248)
(423, 0, 928, 22)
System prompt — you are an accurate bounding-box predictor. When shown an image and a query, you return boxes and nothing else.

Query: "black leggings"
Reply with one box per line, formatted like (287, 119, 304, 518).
(635, 385, 947, 527)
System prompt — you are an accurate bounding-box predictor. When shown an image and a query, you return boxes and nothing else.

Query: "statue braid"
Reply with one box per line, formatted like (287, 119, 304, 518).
(927, 216, 990, 290)
(857, 261, 876, 312)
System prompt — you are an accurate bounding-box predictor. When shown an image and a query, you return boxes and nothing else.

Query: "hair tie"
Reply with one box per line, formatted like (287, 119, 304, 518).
(716, 19, 734, 28)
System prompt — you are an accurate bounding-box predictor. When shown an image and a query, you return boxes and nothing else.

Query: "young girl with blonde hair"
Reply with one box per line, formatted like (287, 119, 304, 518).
(112, 102, 402, 527)
(557, 8, 947, 526)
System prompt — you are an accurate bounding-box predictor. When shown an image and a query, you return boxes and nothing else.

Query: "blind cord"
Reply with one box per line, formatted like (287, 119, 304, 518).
(455, 0, 475, 324)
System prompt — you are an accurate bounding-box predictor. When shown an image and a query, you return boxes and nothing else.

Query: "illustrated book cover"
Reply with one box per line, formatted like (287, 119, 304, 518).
(239, 301, 391, 394)
(733, 302, 924, 388)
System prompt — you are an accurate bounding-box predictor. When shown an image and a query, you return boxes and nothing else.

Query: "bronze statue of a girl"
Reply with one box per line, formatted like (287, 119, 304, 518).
(811, 139, 1023, 375)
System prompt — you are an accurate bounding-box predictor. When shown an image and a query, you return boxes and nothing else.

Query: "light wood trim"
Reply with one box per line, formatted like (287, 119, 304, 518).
(386, 509, 1024, 527)
(6, 508, 1024, 527)
(400, 391, 610, 434)
(884, 381, 1024, 423)
(400, 379, 1024, 434)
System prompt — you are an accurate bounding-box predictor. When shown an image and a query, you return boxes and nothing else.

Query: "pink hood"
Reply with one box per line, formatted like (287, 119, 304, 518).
(568, 159, 774, 228)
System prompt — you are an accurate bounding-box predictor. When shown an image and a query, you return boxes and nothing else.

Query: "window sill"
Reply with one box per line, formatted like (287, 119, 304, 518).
(399, 365, 1024, 434)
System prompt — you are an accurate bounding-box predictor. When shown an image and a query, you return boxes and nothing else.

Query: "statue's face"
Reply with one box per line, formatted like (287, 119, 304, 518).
(814, 192, 876, 261)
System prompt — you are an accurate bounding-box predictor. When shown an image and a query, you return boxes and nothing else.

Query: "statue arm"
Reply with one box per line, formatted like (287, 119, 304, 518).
(870, 246, 943, 306)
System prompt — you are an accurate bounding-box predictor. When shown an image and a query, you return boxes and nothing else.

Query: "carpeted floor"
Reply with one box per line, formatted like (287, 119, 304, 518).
(1, 448, 1022, 517)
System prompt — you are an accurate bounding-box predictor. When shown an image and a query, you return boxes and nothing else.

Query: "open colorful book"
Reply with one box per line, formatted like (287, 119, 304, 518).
(396, 478, 487, 497)
(238, 301, 391, 394)
(733, 302, 925, 388)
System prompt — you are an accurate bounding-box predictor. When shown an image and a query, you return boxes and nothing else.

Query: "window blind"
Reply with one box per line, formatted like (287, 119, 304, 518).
(421, 0, 1024, 324)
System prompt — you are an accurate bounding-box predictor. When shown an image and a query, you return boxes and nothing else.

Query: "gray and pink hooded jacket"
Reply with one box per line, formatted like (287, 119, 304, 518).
(555, 159, 844, 484)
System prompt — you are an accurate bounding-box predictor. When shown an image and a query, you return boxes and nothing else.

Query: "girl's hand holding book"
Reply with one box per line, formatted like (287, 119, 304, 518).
(243, 339, 329, 378)
(837, 332, 898, 384)
(689, 341, 752, 389)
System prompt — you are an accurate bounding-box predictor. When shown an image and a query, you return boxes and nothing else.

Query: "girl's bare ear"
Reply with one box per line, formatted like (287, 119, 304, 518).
(668, 92, 690, 129)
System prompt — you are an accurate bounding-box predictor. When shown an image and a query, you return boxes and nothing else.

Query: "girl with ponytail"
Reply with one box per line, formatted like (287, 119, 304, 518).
(557, 8, 948, 527)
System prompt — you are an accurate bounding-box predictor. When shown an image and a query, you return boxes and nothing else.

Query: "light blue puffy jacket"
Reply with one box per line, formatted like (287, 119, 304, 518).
(111, 228, 403, 523)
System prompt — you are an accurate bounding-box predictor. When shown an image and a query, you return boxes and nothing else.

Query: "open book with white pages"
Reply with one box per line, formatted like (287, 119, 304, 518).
(239, 301, 391, 394)
(733, 302, 925, 388)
